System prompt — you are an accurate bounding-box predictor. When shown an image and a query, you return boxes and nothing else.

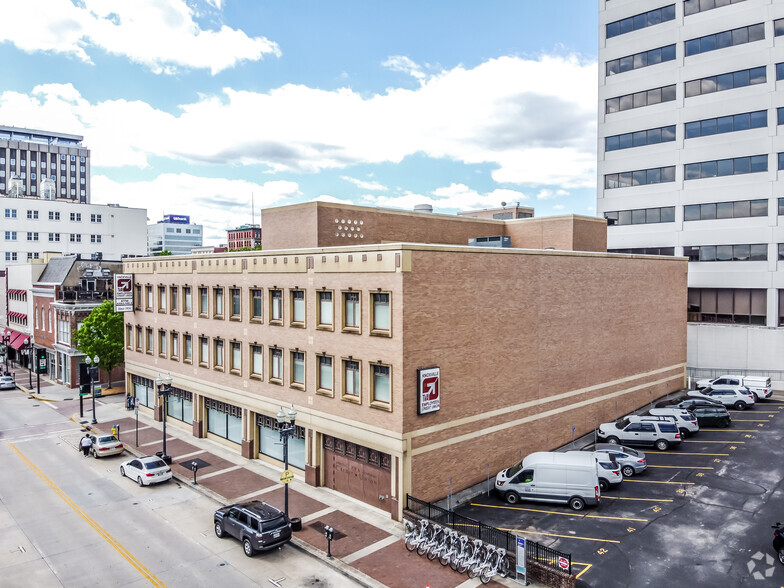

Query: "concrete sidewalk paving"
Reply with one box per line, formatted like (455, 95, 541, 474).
(12, 369, 526, 588)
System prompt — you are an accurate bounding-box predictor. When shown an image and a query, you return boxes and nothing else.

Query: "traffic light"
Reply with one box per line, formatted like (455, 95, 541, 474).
(36, 347, 47, 374)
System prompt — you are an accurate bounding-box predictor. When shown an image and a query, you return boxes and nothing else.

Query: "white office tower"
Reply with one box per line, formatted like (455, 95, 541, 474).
(598, 0, 784, 375)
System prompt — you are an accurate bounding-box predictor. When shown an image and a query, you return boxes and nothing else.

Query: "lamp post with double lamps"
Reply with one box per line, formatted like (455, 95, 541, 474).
(23, 338, 33, 389)
(276, 405, 298, 519)
(1, 331, 11, 374)
(155, 373, 172, 464)
(84, 355, 99, 424)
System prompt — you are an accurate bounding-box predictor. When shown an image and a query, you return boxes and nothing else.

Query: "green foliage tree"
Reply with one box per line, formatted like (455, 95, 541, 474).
(154, 250, 173, 256)
(72, 299, 124, 388)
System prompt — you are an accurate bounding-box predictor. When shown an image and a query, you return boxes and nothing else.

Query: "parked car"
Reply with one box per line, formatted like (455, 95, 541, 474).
(214, 501, 292, 556)
(773, 522, 784, 566)
(89, 434, 124, 458)
(688, 386, 755, 410)
(597, 416, 681, 451)
(0, 375, 15, 390)
(567, 451, 622, 491)
(647, 408, 700, 438)
(690, 405, 731, 428)
(696, 375, 772, 400)
(495, 451, 600, 510)
(593, 443, 647, 477)
(119, 456, 172, 486)
(654, 394, 723, 410)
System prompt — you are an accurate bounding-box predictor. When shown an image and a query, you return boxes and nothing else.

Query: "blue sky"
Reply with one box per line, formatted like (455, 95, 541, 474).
(0, 0, 598, 244)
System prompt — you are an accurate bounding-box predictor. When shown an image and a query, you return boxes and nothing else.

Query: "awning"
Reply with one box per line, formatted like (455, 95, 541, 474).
(2, 329, 29, 350)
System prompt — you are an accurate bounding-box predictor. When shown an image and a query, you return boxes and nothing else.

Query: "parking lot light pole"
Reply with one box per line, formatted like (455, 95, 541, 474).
(276, 405, 297, 519)
(155, 373, 172, 464)
(85, 355, 99, 424)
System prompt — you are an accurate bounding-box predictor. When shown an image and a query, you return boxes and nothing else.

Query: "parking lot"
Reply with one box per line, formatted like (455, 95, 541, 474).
(455, 399, 784, 587)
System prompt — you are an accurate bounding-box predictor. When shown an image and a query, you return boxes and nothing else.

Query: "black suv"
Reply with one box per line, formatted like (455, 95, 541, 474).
(214, 501, 292, 556)
(691, 405, 731, 428)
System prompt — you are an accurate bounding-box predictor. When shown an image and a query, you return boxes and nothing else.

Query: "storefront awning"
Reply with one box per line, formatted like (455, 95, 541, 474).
(3, 329, 30, 350)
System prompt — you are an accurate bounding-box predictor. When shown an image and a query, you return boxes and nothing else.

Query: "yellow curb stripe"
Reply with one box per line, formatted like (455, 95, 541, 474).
(498, 527, 621, 544)
(574, 563, 593, 579)
(7, 442, 166, 587)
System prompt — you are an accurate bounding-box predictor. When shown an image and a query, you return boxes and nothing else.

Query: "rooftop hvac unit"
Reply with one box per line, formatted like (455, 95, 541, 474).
(40, 177, 56, 200)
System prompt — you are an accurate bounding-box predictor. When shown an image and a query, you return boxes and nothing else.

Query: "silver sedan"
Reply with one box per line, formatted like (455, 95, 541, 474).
(593, 443, 647, 477)
(89, 434, 124, 458)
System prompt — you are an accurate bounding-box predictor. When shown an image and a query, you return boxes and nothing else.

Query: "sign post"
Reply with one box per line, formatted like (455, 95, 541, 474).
(515, 536, 528, 585)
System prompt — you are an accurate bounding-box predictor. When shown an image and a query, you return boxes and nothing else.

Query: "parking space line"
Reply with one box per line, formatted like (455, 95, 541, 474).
(584, 514, 649, 522)
(574, 563, 592, 579)
(469, 502, 647, 522)
(646, 465, 713, 469)
(602, 496, 673, 502)
(701, 429, 759, 432)
(654, 452, 728, 455)
(683, 439, 743, 443)
(498, 527, 621, 544)
(623, 479, 694, 485)
(731, 419, 770, 422)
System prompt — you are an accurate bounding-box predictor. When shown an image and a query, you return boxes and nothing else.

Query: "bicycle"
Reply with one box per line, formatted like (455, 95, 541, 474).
(460, 538, 485, 575)
(477, 546, 510, 584)
(417, 522, 443, 557)
(467, 539, 491, 578)
(436, 527, 459, 566)
(404, 518, 431, 552)
(449, 534, 473, 572)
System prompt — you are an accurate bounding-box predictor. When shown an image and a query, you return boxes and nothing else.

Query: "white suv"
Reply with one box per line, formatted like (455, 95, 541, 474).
(647, 409, 700, 438)
(597, 416, 682, 451)
(688, 386, 755, 410)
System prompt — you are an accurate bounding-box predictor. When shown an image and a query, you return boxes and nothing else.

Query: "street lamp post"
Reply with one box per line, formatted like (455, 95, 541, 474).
(23, 338, 32, 389)
(84, 355, 99, 424)
(155, 373, 172, 464)
(1, 332, 11, 375)
(276, 405, 298, 519)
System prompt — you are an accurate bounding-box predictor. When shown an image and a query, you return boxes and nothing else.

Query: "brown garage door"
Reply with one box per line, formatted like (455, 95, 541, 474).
(323, 435, 392, 512)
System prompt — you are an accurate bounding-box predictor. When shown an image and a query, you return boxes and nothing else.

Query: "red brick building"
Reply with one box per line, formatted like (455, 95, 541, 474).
(228, 224, 262, 250)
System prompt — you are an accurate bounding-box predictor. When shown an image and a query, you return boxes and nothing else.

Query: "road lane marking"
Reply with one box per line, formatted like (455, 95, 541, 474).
(7, 442, 166, 588)
(683, 440, 743, 443)
(646, 465, 713, 469)
(622, 479, 694, 485)
(469, 502, 647, 522)
(498, 527, 620, 544)
(653, 452, 728, 455)
(602, 496, 673, 502)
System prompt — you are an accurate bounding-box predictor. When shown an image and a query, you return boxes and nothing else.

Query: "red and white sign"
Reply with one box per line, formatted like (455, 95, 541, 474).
(417, 367, 441, 415)
(558, 556, 569, 570)
(114, 273, 134, 312)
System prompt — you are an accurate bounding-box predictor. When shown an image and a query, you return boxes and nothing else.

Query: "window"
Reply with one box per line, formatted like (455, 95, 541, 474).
(257, 414, 305, 469)
(183, 334, 192, 363)
(605, 85, 676, 114)
(146, 286, 153, 310)
(291, 290, 305, 325)
(183, 286, 192, 314)
(685, 23, 764, 57)
(213, 288, 224, 318)
(70, 213, 81, 222)
(171, 331, 179, 359)
(146, 328, 153, 353)
(90, 214, 101, 223)
(27, 210, 38, 219)
(48, 233, 60, 242)
(291, 351, 305, 387)
(776, 18, 784, 37)
(214, 339, 224, 369)
(135, 326, 142, 351)
(270, 348, 283, 382)
(199, 287, 208, 315)
(135, 285, 142, 310)
(605, 125, 675, 152)
(685, 0, 747, 17)
(685, 110, 767, 139)
(371, 292, 391, 333)
(317, 291, 333, 328)
(158, 286, 166, 312)
(343, 291, 360, 330)
(683, 244, 767, 262)
(250, 289, 263, 321)
(317, 355, 333, 394)
(5, 252, 17, 261)
(4, 231, 17, 240)
(270, 289, 282, 322)
(158, 330, 167, 356)
(606, 5, 675, 39)
(685, 155, 767, 179)
(685, 66, 766, 98)
(686, 199, 767, 221)
(4, 208, 16, 218)
(230, 341, 241, 373)
(27, 232, 39, 241)
(343, 359, 360, 400)
(230, 288, 241, 318)
(199, 336, 209, 366)
(48, 211, 60, 220)
(604, 166, 676, 189)
(606, 44, 676, 76)
(250, 345, 263, 378)
(69, 234, 81, 243)
(779, 153, 784, 171)
(170, 286, 178, 313)
(604, 207, 675, 226)
(91, 234, 101, 243)
(206, 399, 242, 444)
(688, 288, 766, 325)
(58, 320, 71, 345)
(371, 364, 391, 407)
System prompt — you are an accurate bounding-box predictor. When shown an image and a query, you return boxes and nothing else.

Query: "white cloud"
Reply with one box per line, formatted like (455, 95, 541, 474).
(366, 183, 527, 213)
(536, 188, 569, 200)
(92, 173, 300, 242)
(340, 176, 388, 191)
(0, 52, 597, 188)
(0, 0, 279, 75)
(382, 55, 427, 81)
(314, 194, 355, 205)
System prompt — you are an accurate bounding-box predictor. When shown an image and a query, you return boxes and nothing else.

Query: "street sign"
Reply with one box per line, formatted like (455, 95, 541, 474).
(516, 536, 527, 583)
(114, 273, 134, 312)
(558, 556, 569, 570)
(280, 470, 294, 484)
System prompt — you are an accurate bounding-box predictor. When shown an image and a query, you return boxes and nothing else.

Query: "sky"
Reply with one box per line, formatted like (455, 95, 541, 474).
(0, 0, 599, 244)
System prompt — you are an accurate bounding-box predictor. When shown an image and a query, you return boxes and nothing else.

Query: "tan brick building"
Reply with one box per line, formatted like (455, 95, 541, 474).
(123, 202, 687, 520)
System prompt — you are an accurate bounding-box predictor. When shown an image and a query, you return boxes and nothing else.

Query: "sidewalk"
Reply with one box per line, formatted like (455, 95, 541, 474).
(12, 368, 530, 588)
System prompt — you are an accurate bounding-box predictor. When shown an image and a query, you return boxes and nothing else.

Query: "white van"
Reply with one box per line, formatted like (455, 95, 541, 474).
(495, 451, 600, 511)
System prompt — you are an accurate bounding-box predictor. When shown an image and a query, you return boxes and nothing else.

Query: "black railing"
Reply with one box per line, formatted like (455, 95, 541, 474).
(405, 494, 571, 575)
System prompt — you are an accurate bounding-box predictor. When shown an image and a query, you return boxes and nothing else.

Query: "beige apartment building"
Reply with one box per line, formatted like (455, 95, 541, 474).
(123, 202, 687, 520)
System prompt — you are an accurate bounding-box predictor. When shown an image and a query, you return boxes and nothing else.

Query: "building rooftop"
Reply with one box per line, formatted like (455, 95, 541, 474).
(0, 125, 83, 145)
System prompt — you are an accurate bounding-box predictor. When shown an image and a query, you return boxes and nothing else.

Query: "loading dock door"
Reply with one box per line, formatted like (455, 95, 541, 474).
(323, 435, 391, 512)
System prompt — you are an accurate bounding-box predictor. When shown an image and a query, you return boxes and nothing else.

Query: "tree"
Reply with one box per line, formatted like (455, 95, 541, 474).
(72, 299, 125, 388)
(154, 250, 173, 256)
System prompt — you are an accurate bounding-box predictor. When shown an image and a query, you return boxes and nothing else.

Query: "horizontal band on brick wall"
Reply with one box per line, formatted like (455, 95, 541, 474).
(409, 370, 684, 457)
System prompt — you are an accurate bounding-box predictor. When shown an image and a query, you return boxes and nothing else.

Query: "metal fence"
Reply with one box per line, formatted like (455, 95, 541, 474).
(406, 494, 571, 575)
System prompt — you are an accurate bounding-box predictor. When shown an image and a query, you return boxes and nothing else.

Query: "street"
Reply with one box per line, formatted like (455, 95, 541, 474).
(0, 386, 358, 587)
